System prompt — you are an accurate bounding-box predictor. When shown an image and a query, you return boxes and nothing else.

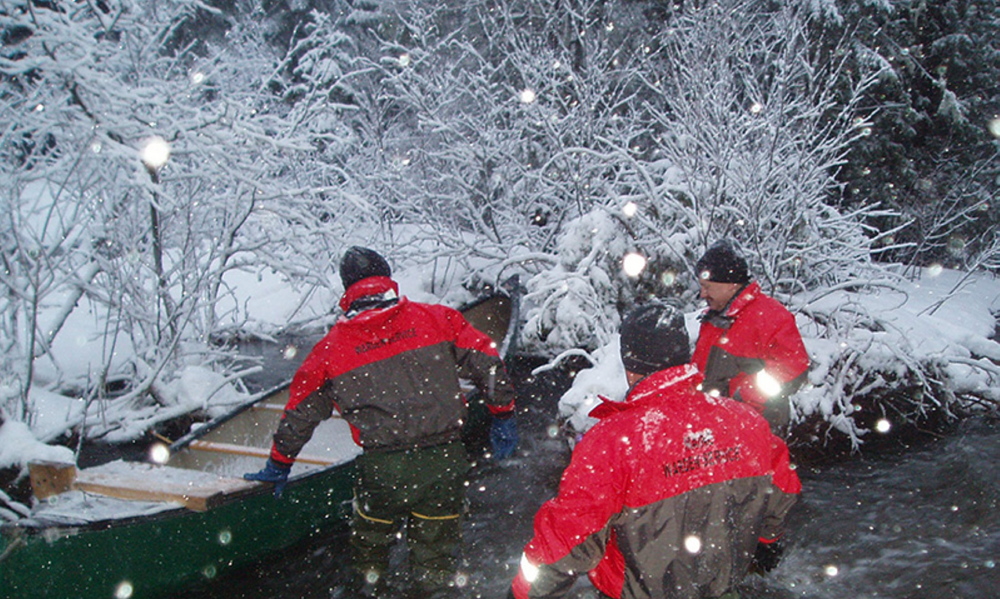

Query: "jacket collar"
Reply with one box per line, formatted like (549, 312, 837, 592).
(338, 276, 400, 314)
(722, 280, 760, 317)
(588, 364, 702, 420)
(700, 280, 761, 326)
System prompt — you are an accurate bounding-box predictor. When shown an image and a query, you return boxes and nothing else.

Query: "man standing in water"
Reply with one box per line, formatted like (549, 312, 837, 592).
(510, 301, 801, 599)
(692, 240, 810, 436)
(246, 246, 518, 599)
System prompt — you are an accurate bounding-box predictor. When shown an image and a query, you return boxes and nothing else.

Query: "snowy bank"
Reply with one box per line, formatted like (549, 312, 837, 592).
(556, 267, 1000, 451)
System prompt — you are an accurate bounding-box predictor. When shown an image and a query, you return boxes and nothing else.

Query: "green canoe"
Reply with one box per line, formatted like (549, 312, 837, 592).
(0, 282, 520, 599)
(0, 380, 359, 599)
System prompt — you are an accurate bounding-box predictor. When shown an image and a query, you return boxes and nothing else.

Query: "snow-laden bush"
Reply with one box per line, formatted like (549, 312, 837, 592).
(789, 271, 1000, 450)
(0, 2, 367, 427)
(1, 0, 995, 458)
(554, 268, 1000, 453)
(519, 211, 635, 354)
(515, 0, 888, 355)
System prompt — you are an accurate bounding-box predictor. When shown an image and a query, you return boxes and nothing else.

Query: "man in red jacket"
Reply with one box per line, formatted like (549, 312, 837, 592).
(691, 241, 810, 436)
(511, 301, 801, 599)
(246, 247, 518, 599)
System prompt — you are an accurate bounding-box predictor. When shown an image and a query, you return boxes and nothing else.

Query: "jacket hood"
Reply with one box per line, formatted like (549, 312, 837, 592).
(588, 364, 702, 420)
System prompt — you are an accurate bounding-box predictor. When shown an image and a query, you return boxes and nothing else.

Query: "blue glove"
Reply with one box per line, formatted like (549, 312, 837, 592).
(490, 416, 518, 460)
(244, 458, 291, 498)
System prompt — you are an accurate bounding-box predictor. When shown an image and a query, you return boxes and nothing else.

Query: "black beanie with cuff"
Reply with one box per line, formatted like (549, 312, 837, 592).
(340, 246, 392, 290)
(696, 241, 750, 284)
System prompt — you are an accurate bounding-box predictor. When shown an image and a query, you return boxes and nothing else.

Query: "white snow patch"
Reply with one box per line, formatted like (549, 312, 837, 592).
(0, 419, 75, 471)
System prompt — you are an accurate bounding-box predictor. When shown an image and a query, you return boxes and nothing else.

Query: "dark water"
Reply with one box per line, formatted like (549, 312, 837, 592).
(751, 416, 1000, 599)
(182, 343, 1000, 599)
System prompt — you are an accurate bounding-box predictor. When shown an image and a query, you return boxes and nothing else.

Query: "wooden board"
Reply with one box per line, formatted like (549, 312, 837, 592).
(72, 460, 258, 512)
(29, 461, 78, 500)
(188, 440, 337, 466)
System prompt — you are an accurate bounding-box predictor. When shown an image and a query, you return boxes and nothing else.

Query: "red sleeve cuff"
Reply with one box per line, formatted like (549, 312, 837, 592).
(487, 400, 516, 417)
(269, 445, 295, 466)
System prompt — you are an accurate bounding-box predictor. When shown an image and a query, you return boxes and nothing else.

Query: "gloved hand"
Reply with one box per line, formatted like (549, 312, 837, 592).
(244, 458, 292, 498)
(749, 539, 785, 575)
(490, 416, 518, 460)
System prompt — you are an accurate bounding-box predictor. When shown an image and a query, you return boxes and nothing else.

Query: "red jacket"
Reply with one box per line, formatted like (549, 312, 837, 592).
(692, 281, 809, 423)
(269, 277, 516, 463)
(512, 365, 801, 599)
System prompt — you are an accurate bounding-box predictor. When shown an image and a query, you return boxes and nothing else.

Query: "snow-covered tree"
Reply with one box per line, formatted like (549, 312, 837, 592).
(511, 1, 1000, 450)
(634, 0, 887, 290)
(827, 0, 1000, 271)
(0, 1, 360, 435)
(344, 0, 685, 321)
(513, 0, 890, 355)
(0, 0, 994, 452)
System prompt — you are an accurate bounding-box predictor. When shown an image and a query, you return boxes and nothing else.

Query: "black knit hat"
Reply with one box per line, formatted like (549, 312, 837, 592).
(619, 301, 691, 375)
(696, 240, 750, 284)
(340, 246, 391, 289)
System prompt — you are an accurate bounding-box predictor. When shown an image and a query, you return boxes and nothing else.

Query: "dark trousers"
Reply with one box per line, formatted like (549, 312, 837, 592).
(351, 441, 469, 594)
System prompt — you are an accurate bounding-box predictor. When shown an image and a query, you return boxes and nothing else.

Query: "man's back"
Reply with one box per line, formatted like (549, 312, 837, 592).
(583, 367, 799, 598)
(272, 276, 516, 461)
(512, 302, 799, 599)
(296, 297, 499, 449)
(518, 365, 800, 599)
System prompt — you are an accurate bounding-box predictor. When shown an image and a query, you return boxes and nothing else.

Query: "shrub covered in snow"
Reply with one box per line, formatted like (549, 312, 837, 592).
(553, 267, 1000, 453)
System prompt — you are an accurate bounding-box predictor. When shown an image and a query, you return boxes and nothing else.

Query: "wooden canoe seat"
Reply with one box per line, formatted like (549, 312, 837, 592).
(67, 460, 258, 512)
(249, 402, 345, 419)
(31, 443, 340, 512)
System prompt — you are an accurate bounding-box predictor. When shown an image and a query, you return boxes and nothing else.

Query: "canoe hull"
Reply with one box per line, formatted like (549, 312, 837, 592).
(1, 461, 354, 599)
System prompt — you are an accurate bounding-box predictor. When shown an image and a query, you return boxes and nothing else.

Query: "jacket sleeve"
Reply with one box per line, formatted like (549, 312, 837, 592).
(734, 308, 809, 409)
(269, 341, 339, 465)
(512, 427, 629, 599)
(449, 309, 517, 416)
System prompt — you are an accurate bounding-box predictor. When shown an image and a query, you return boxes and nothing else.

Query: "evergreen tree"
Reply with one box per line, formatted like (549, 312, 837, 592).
(832, 0, 1000, 271)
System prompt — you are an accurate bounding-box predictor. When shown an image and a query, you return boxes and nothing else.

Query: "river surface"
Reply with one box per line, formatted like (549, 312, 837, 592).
(180, 345, 999, 599)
